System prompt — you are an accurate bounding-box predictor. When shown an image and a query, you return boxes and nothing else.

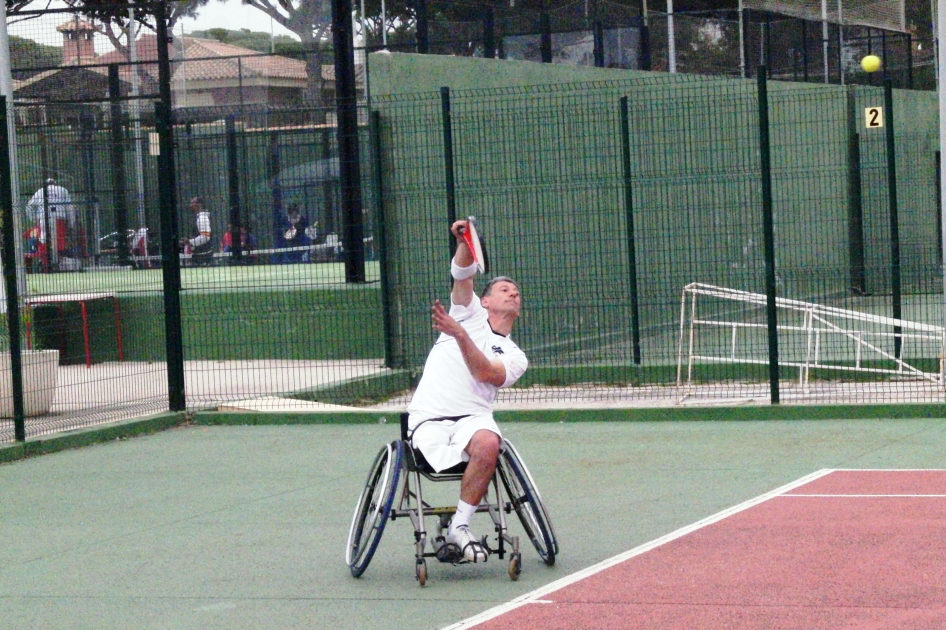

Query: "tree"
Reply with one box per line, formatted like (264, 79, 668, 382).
(189, 27, 300, 53)
(8, 35, 61, 79)
(355, 0, 415, 50)
(239, 0, 335, 106)
(59, 0, 211, 58)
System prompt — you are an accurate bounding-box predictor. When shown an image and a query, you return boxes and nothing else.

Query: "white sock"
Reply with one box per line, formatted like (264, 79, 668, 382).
(450, 500, 478, 534)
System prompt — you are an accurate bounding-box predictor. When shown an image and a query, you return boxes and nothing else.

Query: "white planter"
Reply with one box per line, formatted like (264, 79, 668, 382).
(0, 350, 60, 417)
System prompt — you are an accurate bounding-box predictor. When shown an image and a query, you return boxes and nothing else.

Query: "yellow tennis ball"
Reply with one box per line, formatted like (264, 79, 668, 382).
(861, 55, 882, 73)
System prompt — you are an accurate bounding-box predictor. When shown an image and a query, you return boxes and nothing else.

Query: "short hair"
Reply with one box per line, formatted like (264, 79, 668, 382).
(190, 196, 205, 207)
(482, 276, 519, 297)
(45, 178, 56, 186)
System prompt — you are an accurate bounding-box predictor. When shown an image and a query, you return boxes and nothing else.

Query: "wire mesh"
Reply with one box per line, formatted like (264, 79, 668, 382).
(0, 2, 941, 445)
(372, 71, 943, 408)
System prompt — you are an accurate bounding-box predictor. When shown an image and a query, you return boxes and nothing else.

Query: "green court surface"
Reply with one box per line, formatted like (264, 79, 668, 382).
(1, 416, 945, 629)
(25, 262, 382, 296)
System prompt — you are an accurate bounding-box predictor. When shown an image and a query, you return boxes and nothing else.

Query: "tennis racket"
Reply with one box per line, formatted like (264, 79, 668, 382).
(460, 216, 489, 275)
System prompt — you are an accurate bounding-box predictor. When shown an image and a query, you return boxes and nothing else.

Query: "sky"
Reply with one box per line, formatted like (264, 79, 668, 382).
(181, 1, 298, 40)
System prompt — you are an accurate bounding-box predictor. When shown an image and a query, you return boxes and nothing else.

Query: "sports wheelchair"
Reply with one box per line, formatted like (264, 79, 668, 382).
(346, 413, 558, 586)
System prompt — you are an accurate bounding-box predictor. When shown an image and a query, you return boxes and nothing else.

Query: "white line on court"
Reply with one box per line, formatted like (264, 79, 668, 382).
(829, 468, 946, 472)
(781, 494, 946, 497)
(440, 468, 836, 630)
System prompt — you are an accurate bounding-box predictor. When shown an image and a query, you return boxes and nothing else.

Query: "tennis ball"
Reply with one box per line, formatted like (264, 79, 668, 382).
(861, 55, 882, 73)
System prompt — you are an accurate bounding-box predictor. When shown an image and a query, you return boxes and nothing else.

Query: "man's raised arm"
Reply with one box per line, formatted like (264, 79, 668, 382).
(450, 219, 476, 307)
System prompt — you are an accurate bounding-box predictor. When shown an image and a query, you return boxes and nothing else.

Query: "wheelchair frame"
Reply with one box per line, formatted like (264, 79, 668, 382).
(346, 413, 557, 586)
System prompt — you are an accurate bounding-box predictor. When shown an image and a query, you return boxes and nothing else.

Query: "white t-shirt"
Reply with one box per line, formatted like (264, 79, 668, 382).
(407, 296, 528, 420)
(191, 211, 211, 247)
(26, 185, 76, 224)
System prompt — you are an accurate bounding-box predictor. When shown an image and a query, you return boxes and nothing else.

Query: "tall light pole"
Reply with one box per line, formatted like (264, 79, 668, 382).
(0, 1, 24, 305)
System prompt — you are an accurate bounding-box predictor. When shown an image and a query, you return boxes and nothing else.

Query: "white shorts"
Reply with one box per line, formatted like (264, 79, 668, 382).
(407, 412, 502, 473)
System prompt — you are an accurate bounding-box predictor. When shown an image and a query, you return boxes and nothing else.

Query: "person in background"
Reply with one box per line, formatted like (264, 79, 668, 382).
(25, 178, 77, 271)
(221, 223, 259, 265)
(281, 205, 311, 263)
(181, 196, 213, 267)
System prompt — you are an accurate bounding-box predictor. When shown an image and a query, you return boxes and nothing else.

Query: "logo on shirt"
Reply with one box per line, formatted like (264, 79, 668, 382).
(492, 346, 504, 355)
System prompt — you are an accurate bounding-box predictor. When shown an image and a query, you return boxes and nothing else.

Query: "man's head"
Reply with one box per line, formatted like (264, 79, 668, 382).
(481, 276, 521, 322)
(46, 178, 56, 186)
(189, 197, 205, 212)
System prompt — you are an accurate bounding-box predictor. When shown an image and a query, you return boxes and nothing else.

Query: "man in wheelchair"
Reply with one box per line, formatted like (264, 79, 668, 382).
(405, 219, 528, 563)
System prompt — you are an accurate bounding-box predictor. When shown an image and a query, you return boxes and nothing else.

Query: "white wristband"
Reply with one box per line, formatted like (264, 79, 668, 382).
(451, 259, 478, 280)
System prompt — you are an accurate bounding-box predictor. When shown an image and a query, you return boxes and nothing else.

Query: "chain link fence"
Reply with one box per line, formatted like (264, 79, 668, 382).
(0, 2, 941, 445)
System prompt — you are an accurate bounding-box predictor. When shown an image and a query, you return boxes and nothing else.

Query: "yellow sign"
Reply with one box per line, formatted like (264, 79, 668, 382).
(865, 107, 884, 129)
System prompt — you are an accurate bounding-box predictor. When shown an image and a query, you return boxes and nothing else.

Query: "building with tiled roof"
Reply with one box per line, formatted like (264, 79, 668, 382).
(14, 22, 361, 113)
(171, 37, 308, 108)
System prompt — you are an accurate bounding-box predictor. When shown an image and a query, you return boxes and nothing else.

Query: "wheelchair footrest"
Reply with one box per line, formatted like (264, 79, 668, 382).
(435, 541, 465, 564)
(433, 535, 495, 565)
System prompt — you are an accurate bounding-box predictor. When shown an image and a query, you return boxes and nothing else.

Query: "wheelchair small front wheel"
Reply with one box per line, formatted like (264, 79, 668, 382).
(499, 440, 558, 566)
(508, 553, 522, 581)
(416, 559, 427, 586)
(346, 440, 403, 577)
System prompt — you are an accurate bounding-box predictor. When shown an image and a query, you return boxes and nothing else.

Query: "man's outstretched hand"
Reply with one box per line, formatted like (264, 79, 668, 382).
(431, 299, 464, 339)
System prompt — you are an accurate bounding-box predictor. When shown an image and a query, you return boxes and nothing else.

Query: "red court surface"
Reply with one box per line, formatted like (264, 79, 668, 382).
(448, 470, 946, 630)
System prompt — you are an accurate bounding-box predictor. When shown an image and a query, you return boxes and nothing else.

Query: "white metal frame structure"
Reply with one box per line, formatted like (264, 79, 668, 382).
(676, 283, 946, 399)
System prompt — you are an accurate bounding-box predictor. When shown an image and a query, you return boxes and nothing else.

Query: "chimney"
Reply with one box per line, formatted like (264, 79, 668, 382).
(57, 19, 97, 65)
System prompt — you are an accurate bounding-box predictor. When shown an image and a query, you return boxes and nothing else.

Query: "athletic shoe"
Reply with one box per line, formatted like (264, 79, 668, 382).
(447, 525, 488, 563)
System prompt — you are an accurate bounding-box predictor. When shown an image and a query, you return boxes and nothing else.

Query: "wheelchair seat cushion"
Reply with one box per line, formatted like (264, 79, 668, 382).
(411, 446, 468, 475)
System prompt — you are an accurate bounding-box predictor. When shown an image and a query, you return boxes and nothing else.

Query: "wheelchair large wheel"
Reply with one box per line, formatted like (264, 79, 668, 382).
(499, 440, 558, 566)
(346, 440, 403, 577)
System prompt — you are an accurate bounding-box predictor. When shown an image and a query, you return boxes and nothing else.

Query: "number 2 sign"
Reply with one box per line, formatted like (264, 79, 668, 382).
(865, 107, 884, 129)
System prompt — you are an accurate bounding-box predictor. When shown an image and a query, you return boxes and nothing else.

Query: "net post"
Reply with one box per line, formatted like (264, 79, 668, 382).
(757, 65, 779, 404)
(0, 95, 25, 441)
(619, 96, 642, 366)
(883, 76, 903, 359)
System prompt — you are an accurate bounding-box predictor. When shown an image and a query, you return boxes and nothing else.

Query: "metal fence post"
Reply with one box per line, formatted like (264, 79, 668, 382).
(884, 76, 903, 359)
(619, 96, 641, 365)
(0, 96, 25, 441)
(108, 64, 130, 267)
(483, 7, 495, 59)
(226, 115, 243, 262)
(441, 87, 457, 256)
(757, 66, 779, 404)
(155, 0, 185, 411)
(371, 110, 395, 368)
(639, 15, 651, 71)
(332, 0, 366, 283)
(540, 13, 552, 63)
(593, 21, 604, 68)
(846, 88, 865, 294)
(415, 0, 429, 54)
(268, 131, 282, 245)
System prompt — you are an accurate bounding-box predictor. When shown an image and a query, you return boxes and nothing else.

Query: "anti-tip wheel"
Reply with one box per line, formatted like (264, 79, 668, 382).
(416, 560, 428, 587)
